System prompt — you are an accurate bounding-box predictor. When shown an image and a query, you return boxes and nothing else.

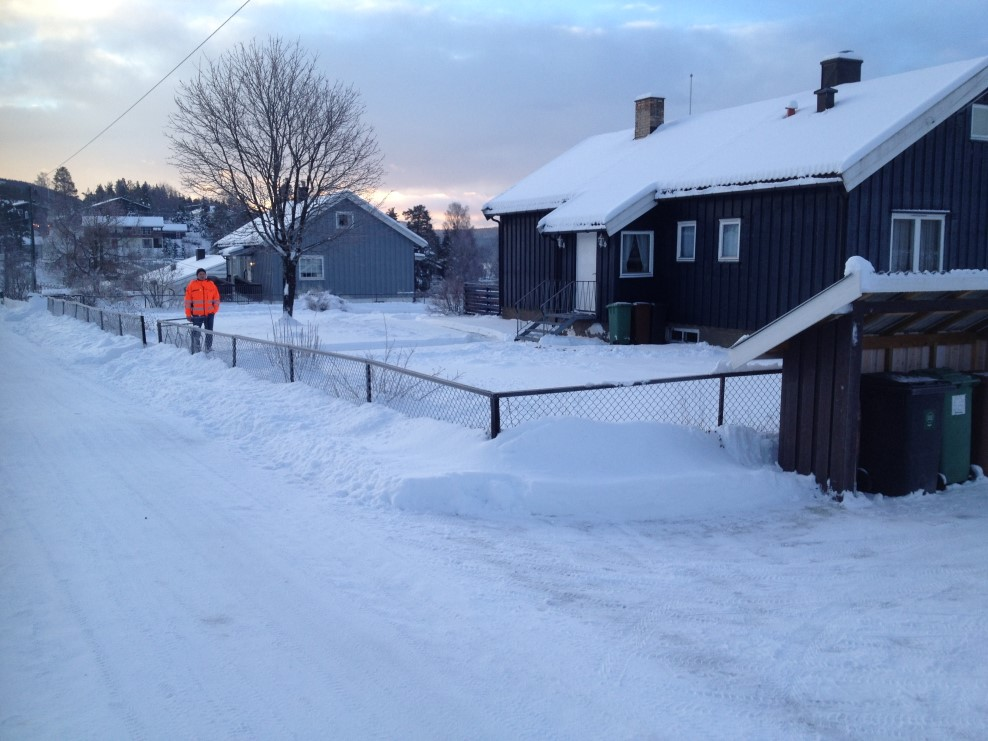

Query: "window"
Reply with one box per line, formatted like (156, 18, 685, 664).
(299, 256, 324, 280)
(670, 327, 700, 343)
(890, 212, 945, 272)
(335, 211, 353, 229)
(676, 221, 696, 262)
(972, 104, 988, 141)
(620, 231, 653, 277)
(718, 219, 740, 262)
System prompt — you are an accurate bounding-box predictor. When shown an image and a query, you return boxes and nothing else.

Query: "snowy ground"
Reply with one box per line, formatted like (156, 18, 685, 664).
(2, 297, 987, 739)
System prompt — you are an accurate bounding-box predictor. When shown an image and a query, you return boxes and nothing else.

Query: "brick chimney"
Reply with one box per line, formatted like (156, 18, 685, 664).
(820, 51, 862, 88)
(635, 95, 664, 139)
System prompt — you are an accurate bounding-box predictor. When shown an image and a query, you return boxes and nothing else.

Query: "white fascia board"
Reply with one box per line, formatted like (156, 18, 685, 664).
(727, 271, 864, 368)
(603, 190, 662, 236)
(859, 269, 988, 293)
(843, 66, 988, 191)
(538, 189, 658, 235)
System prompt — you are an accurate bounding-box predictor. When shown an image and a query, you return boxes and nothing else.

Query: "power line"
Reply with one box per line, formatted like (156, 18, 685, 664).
(50, 0, 252, 176)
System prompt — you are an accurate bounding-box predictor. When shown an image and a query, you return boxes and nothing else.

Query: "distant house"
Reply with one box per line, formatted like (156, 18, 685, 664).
(215, 191, 426, 302)
(483, 53, 988, 345)
(80, 215, 189, 251)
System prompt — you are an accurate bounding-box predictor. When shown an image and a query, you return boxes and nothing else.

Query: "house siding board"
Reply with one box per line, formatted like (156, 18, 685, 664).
(778, 314, 861, 491)
(499, 211, 554, 312)
(848, 99, 988, 271)
(655, 185, 846, 333)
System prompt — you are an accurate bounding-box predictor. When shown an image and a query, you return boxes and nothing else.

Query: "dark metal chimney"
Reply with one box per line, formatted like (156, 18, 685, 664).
(196, 248, 206, 261)
(815, 86, 837, 112)
(635, 96, 665, 139)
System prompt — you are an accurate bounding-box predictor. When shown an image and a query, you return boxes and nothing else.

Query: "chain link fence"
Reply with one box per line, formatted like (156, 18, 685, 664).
(48, 298, 781, 438)
(47, 297, 148, 344)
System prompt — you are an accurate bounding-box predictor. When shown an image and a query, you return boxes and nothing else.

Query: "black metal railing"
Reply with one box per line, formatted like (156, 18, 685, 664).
(514, 280, 596, 337)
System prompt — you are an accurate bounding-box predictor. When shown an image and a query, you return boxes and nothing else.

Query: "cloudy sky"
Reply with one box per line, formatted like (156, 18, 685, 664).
(1, 0, 985, 226)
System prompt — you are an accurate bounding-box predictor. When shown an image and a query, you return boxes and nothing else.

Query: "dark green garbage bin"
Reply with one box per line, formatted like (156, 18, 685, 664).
(631, 302, 652, 344)
(858, 372, 950, 496)
(910, 368, 980, 485)
(607, 302, 632, 344)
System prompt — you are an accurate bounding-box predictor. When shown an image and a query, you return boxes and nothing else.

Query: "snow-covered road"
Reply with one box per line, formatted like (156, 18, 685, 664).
(3, 300, 988, 739)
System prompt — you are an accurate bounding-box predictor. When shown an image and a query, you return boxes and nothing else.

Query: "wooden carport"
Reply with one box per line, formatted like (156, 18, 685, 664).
(728, 269, 988, 494)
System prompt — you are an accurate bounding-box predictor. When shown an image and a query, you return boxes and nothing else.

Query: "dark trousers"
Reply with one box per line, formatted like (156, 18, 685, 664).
(190, 313, 215, 353)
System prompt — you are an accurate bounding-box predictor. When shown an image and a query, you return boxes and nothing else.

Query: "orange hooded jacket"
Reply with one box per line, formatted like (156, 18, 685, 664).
(185, 276, 221, 318)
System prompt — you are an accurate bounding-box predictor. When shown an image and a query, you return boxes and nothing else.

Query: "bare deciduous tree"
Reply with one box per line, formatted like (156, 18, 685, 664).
(168, 37, 384, 315)
(47, 213, 128, 301)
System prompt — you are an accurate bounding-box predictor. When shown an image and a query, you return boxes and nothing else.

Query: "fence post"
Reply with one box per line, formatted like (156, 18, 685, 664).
(289, 348, 295, 383)
(118, 314, 123, 336)
(139, 315, 147, 345)
(232, 337, 237, 367)
(717, 375, 727, 427)
(365, 364, 373, 402)
(99, 310, 104, 331)
(157, 320, 163, 344)
(490, 394, 501, 439)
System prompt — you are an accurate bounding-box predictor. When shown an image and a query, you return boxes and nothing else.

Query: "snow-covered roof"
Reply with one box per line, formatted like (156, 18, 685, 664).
(727, 258, 988, 368)
(143, 254, 226, 288)
(114, 216, 165, 228)
(216, 191, 428, 254)
(483, 56, 988, 235)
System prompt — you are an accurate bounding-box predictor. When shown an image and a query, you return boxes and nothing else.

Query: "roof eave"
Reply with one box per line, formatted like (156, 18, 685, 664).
(843, 65, 988, 191)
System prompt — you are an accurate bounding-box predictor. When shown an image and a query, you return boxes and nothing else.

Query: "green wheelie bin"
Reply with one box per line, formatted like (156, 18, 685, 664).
(909, 368, 981, 485)
(607, 302, 632, 344)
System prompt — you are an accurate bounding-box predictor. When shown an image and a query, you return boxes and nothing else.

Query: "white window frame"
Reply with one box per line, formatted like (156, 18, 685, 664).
(670, 327, 700, 343)
(335, 211, 353, 229)
(676, 221, 696, 262)
(972, 104, 988, 141)
(718, 218, 741, 262)
(890, 211, 946, 272)
(299, 255, 324, 281)
(619, 231, 654, 277)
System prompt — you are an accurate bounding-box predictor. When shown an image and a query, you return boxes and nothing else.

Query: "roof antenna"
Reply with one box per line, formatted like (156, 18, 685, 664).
(689, 73, 693, 115)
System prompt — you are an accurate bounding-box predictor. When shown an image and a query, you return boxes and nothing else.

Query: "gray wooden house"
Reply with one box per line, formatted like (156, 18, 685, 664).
(216, 191, 426, 302)
(483, 53, 988, 345)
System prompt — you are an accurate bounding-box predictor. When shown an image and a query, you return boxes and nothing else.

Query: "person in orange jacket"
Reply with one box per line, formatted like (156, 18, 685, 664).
(185, 267, 220, 353)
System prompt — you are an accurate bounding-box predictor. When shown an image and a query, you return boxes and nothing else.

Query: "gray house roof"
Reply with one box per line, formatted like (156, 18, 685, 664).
(215, 191, 428, 254)
(483, 55, 988, 236)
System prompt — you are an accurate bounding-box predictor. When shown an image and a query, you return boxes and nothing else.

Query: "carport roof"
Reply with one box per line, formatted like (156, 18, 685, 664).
(727, 263, 988, 368)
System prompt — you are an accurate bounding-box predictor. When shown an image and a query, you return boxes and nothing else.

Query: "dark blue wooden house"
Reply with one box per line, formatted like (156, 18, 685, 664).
(483, 53, 988, 346)
(216, 191, 426, 302)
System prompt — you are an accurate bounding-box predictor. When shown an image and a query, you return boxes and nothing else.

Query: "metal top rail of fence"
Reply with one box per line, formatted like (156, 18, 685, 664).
(48, 298, 782, 439)
(48, 296, 148, 344)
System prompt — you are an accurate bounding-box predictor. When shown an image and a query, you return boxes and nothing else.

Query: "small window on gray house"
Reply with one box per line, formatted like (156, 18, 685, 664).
(335, 211, 353, 229)
(972, 104, 988, 141)
(890, 212, 945, 272)
(620, 231, 653, 277)
(718, 219, 741, 262)
(299, 255, 324, 280)
(676, 221, 696, 262)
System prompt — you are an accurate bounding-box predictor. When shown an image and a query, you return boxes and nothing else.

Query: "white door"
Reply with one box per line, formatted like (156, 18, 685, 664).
(575, 232, 597, 313)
